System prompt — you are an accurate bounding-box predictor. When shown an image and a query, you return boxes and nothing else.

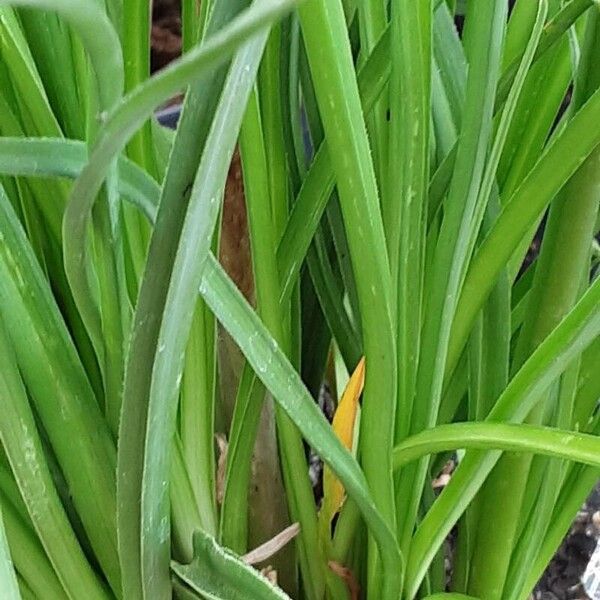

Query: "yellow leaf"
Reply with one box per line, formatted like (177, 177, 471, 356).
(322, 357, 365, 523)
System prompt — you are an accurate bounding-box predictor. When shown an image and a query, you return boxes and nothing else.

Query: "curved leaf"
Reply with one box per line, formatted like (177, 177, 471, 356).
(0, 319, 109, 600)
(0, 137, 159, 220)
(393, 422, 600, 471)
(406, 274, 600, 596)
(172, 530, 290, 600)
(0, 0, 123, 111)
(449, 70, 600, 379)
(0, 186, 120, 590)
(60, 0, 299, 376)
(199, 255, 403, 600)
(118, 9, 297, 595)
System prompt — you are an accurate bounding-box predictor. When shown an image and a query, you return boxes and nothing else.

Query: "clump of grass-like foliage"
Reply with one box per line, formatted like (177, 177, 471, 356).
(0, 0, 599, 599)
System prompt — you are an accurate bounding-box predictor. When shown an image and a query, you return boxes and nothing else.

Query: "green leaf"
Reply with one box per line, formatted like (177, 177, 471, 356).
(239, 81, 323, 597)
(0, 5, 62, 136)
(172, 530, 291, 600)
(0, 317, 109, 600)
(397, 0, 507, 561)
(0, 137, 159, 221)
(0, 0, 123, 111)
(117, 2, 299, 594)
(298, 7, 398, 596)
(406, 273, 600, 596)
(0, 184, 120, 591)
(122, 0, 155, 176)
(0, 492, 65, 600)
(16, 10, 85, 139)
(199, 255, 403, 600)
(389, 0, 432, 447)
(449, 35, 600, 379)
(393, 422, 600, 470)
(60, 0, 297, 380)
(422, 595, 480, 600)
(0, 506, 20, 600)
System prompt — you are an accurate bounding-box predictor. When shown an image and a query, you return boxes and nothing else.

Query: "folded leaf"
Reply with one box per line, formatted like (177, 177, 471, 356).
(322, 357, 365, 524)
(171, 529, 291, 600)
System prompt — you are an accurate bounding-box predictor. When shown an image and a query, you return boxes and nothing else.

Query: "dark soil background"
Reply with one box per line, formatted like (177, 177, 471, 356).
(532, 486, 600, 600)
(152, 0, 182, 72)
(150, 2, 600, 598)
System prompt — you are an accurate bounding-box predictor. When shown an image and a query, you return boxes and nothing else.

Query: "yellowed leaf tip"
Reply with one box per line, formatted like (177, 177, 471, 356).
(322, 357, 365, 522)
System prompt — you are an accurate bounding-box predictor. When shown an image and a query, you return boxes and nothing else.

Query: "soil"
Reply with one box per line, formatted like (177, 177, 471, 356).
(533, 485, 600, 600)
(150, 3, 599, 598)
(152, 0, 182, 72)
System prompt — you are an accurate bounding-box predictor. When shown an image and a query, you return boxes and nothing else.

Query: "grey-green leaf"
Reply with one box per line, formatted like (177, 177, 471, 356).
(172, 529, 291, 600)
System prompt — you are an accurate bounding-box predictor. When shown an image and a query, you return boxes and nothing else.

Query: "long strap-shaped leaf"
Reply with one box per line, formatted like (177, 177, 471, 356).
(0, 0, 123, 364)
(388, 0, 431, 447)
(172, 530, 291, 600)
(239, 83, 324, 596)
(398, 0, 507, 560)
(285, 0, 592, 254)
(199, 255, 403, 600)
(0, 5, 297, 596)
(297, 5, 398, 598)
(449, 65, 600, 380)
(2, 0, 582, 335)
(134, 36, 272, 600)
(282, 0, 592, 316)
(117, 1, 301, 594)
(393, 422, 600, 470)
(0, 6, 62, 138)
(406, 273, 600, 597)
(0, 135, 325, 318)
(0, 186, 120, 589)
(57, 0, 298, 386)
(0, 0, 130, 436)
(5, 127, 401, 600)
(0, 507, 20, 600)
(0, 492, 65, 600)
(11, 130, 596, 596)
(422, 595, 479, 600)
(0, 138, 159, 221)
(0, 0, 122, 110)
(0, 318, 109, 600)
(0, 135, 383, 599)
